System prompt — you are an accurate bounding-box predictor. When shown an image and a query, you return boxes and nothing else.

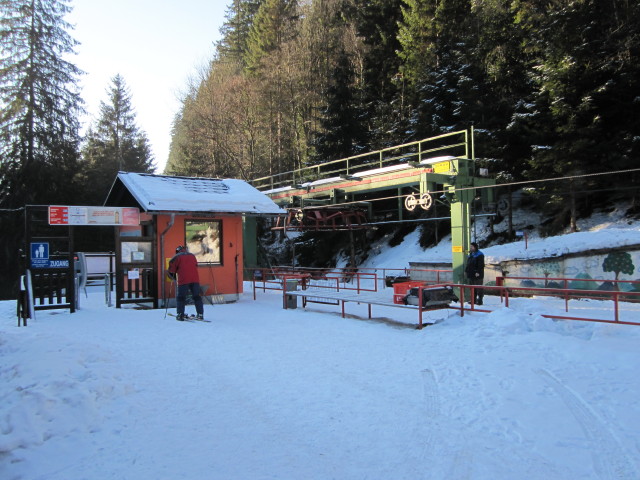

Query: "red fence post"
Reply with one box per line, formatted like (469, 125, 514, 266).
(282, 275, 288, 309)
(418, 286, 423, 329)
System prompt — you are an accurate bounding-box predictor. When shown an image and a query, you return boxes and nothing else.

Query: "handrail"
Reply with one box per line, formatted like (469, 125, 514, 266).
(496, 275, 640, 290)
(449, 283, 640, 326)
(251, 268, 379, 300)
(253, 272, 640, 329)
(253, 266, 452, 291)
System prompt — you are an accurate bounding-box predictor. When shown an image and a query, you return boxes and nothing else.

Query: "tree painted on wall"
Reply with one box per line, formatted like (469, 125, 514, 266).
(602, 252, 635, 289)
(536, 261, 561, 287)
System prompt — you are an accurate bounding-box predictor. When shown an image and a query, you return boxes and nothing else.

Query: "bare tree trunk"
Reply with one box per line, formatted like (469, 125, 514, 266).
(507, 187, 513, 240)
(569, 179, 578, 233)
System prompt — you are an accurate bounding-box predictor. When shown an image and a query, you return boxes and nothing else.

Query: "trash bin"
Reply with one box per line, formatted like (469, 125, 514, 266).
(285, 279, 298, 309)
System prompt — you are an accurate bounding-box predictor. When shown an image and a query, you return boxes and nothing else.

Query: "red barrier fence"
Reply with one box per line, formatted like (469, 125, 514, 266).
(254, 265, 451, 286)
(455, 282, 640, 326)
(253, 270, 640, 327)
(496, 275, 640, 293)
(252, 268, 378, 300)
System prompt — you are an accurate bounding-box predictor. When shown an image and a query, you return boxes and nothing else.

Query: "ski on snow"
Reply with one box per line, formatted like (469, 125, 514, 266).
(167, 313, 211, 322)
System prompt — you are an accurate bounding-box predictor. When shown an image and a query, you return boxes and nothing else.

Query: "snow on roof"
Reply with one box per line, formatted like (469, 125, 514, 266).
(111, 172, 284, 215)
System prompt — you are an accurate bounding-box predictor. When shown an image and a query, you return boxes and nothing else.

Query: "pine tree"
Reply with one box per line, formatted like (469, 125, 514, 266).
(470, 0, 536, 179)
(313, 50, 367, 162)
(0, 0, 83, 207)
(217, 0, 264, 65)
(396, 0, 438, 88)
(346, 0, 404, 147)
(397, 0, 481, 138)
(243, 0, 298, 74)
(510, 0, 640, 232)
(79, 74, 154, 204)
(0, 0, 83, 300)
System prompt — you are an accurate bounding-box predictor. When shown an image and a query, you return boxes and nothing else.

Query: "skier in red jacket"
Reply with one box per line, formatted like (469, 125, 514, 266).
(167, 245, 204, 321)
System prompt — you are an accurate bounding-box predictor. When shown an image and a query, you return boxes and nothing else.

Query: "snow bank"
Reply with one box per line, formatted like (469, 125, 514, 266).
(0, 328, 132, 457)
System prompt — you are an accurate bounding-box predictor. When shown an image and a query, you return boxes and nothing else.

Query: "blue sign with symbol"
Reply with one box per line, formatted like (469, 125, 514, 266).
(31, 242, 49, 268)
(30, 242, 70, 269)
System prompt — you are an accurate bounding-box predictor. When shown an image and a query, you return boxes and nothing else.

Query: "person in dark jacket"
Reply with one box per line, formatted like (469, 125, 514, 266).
(167, 245, 204, 320)
(465, 242, 485, 305)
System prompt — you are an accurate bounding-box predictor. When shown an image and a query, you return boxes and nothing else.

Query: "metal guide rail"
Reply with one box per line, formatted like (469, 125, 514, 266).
(282, 279, 455, 329)
(451, 283, 640, 325)
(254, 269, 640, 329)
(283, 289, 443, 329)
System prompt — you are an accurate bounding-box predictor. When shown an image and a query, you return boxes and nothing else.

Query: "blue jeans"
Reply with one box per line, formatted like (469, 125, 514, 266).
(176, 283, 204, 315)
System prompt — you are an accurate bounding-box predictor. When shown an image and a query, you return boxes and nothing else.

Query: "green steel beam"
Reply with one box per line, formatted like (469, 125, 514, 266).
(242, 216, 257, 279)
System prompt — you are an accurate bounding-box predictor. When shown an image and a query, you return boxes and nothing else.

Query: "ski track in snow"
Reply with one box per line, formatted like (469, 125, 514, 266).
(414, 313, 588, 480)
(537, 369, 640, 480)
(419, 368, 472, 480)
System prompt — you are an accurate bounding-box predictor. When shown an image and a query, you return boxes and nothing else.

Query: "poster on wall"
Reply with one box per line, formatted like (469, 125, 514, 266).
(185, 220, 222, 265)
(121, 242, 152, 264)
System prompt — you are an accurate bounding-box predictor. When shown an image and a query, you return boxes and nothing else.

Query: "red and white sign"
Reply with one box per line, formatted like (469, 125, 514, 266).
(48, 206, 69, 225)
(48, 206, 140, 226)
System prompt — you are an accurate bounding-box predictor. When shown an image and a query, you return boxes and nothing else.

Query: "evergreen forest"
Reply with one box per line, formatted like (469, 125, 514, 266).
(168, 0, 640, 260)
(168, 0, 640, 213)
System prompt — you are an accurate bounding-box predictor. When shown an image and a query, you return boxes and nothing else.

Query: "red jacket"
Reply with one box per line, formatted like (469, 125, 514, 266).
(168, 252, 200, 285)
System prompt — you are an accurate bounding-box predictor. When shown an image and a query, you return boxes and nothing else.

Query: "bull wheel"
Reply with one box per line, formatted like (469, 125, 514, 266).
(405, 194, 417, 211)
(420, 193, 433, 210)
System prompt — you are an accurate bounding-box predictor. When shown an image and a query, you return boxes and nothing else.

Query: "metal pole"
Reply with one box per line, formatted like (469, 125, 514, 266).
(470, 125, 475, 161)
(418, 286, 423, 329)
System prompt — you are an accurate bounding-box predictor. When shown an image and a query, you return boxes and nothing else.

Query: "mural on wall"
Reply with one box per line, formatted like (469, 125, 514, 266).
(492, 249, 640, 292)
(603, 252, 635, 281)
(535, 261, 562, 287)
(185, 220, 222, 265)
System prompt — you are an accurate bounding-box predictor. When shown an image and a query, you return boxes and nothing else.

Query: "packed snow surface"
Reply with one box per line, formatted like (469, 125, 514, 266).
(3, 293, 640, 479)
(2, 215, 640, 479)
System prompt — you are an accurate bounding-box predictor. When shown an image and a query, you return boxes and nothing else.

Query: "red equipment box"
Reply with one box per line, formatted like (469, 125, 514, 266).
(393, 281, 427, 304)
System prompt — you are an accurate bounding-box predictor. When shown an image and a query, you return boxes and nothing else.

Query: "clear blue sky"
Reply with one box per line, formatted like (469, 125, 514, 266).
(67, 0, 229, 173)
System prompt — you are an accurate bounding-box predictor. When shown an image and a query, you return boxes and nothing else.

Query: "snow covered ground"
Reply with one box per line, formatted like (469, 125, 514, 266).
(2, 215, 640, 479)
(2, 292, 640, 479)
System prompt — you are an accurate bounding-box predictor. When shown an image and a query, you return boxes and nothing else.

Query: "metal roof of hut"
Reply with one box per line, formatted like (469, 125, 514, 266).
(105, 172, 283, 216)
